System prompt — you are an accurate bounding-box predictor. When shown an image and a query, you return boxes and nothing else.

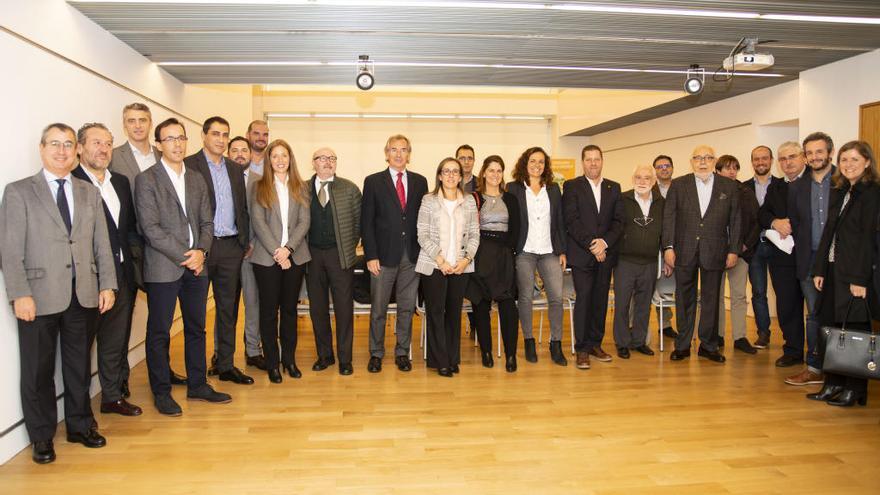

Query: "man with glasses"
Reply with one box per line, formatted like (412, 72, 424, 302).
(306, 148, 362, 375)
(456, 144, 477, 193)
(651, 155, 678, 339)
(663, 145, 741, 363)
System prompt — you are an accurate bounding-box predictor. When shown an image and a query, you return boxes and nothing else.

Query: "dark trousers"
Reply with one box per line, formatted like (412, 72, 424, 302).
(472, 298, 518, 358)
(253, 262, 306, 370)
(421, 270, 468, 369)
(747, 241, 773, 335)
(145, 271, 210, 396)
(206, 237, 244, 372)
(18, 291, 97, 442)
(768, 262, 805, 359)
(613, 260, 657, 349)
(92, 271, 136, 402)
(674, 262, 723, 352)
(572, 262, 613, 352)
(307, 246, 354, 364)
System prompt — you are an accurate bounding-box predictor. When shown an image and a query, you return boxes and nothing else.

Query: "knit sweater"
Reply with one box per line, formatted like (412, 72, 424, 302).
(619, 189, 665, 265)
(307, 175, 362, 269)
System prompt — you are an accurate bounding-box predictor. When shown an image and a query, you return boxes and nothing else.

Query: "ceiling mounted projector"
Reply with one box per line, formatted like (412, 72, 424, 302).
(722, 37, 775, 71)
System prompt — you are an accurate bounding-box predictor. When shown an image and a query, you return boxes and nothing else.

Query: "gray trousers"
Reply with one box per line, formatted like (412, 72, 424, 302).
(516, 252, 564, 341)
(369, 250, 419, 358)
(718, 257, 748, 340)
(240, 258, 262, 357)
(613, 260, 657, 349)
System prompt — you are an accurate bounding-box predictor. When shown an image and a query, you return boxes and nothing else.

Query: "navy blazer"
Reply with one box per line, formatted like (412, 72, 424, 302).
(507, 181, 566, 256)
(562, 176, 624, 269)
(361, 168, 429, 266)
(184, 149, 249, 249)
(787, 167, 836, 280)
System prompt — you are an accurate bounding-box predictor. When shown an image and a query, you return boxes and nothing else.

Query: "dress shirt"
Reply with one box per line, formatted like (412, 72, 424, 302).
(389, 168, 408, 199)
(129, 141, 157, 172)
(635, 191, 652, 218)
(522, 182, 553, 255)
(810, 171, 832, 251)
(275, 175, 290, 247)
(695, 173, 714, 218)
(43, 168, 75, 222)
(204, 151, 237, 237)
(753, 176, 771, 206)
(588, 177, 603, 212)
(314, 175, 335, 196)
(442, 198, 458, 262)
(657, 182, 670, 198)
(161, 159, 194, 248)
(249, 160, 264, 177)
(82, 167, 123, 261)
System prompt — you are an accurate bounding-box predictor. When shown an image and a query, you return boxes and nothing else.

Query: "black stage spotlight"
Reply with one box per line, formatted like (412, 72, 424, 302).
(684, 64, 705, 95)
(356, 55, 375, 91)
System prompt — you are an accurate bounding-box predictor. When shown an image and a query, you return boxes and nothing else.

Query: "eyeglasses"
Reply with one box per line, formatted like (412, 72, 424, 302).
(692, 155, 715, 162)
(456, 156, 475, 163)
(46, 140, 75, 150)
(160, 136, 188, 144)
(654, 163, 672, 170)
(440, 169, 461, 176)
(313, 155, 338, 163)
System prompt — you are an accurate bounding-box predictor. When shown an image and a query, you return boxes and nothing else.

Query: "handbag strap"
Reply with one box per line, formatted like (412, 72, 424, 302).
(841, 296, 875, 333)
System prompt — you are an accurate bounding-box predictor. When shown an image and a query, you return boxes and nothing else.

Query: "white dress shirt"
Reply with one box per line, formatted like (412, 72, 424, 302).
(129, 141, 157, 172)
(522, 183, 553, 255)
(275, 175, 290, 247)
(161, 159, 194, 247)
(389, 168, 408, 199)
(82, 167, 123, 261)
(442, 198, 458, 262)
(635, 191, 652, 218)
(314, 175, 335, 202)
(695, 173, 714, 218)
(44, 168, 75, 222)
(588, 177, 603, 212)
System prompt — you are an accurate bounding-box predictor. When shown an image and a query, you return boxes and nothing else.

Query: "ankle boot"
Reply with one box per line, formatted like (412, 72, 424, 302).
(806, 383, 844, 402)
(524, 338, 538, 363)
(505, 355, 517, 372)
(549, 340, 568, 366)
(481, 351, 494, 368)
(827, 389, 868, 407)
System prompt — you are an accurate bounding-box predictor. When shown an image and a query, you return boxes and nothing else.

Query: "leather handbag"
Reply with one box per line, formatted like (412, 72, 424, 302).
(821, 297, 880, 381)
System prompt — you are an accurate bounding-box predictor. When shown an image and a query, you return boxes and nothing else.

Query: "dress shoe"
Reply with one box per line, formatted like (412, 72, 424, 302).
(524, 338, 538, 363)
(826, 389, 868, 407)
(505, 356, 517, 372)
(100, 399, 143, 416)
(588, 346, 612, 362)
(481, 351, 494, 368)
(169, 370, 187, 385)
(246, 354, 267, 371)
(775, 354, 803, 368)
(717, 336, 725, 348)
(395, 355, 412, 372)
(451, 364, 460, 374)
(312, 356, 336, 371)
(367, 356, 382, 373)
(549, 340, 568, 366)
(785, 368, 824, 386)
(662, 326, 679, 339)
(438, 368, 454, 377)
(339, 363, 354, 375)
(633, 345, 655, 356)
(670, 349, 691, 361)
(268, 368, 283, 384)
(733, 338, 758, 354)
(154, 394, 183, 416)
(219, 367, 255, 385)
(67, 429, 106, 448)
(806, 384, 844, 402)
(32, 440, 55, 464)
(121, 380, 131, 399)
(753, 333, 770, 349)
(697, 346, 726, 363)
(576, 351, 591, 369)
(284, 364, 303, 379)
(186, 385, 232, 404)
(207, 366, 219, 377)
(617, 347, 630, 359)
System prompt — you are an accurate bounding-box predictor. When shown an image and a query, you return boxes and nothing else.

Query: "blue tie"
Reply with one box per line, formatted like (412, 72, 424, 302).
(55, 179, 72, 234)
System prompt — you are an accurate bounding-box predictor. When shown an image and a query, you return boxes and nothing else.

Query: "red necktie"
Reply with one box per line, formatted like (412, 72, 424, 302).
(396, 171, 406, 211)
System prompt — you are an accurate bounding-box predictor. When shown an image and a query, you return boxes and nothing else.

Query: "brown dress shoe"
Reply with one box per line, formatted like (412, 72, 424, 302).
(588, 347, 612, 362)
(784, 368, 824, 386)
(576, 351, 591, 369)
(100, 399, 143, 416)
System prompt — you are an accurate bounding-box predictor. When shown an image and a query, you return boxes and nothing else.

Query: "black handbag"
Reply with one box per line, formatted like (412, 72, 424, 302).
(821, 297, 880, 381)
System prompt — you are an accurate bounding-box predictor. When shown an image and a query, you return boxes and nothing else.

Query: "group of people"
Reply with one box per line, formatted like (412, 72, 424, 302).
(3, 101, 878, 466)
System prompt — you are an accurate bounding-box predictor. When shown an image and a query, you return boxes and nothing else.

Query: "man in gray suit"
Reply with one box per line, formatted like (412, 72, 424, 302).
(135, 118, 231, 416)
(0, 123, 117, 464)
(109, 103, 161, 185)
(662, 145, 742, 363)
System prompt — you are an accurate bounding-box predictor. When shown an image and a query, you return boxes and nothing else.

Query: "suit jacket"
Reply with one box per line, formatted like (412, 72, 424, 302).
(563, 176, 624, 269)
(507, 181, 567, 256)
(0, 170, 117, 315)
(361, 168, 429, 266)
(788, 168, 836, 280)
(109, 141, 161, 188)
(757, 177, 796, 266)
(134, 162, 214, 283)
(743, 175, 781, 204)
(662, 173, 742, 270)
(247, 180, 312, 267)
(737, 182, 761, 263)
(184, 149, 249, 249)
(71, 166, 142, 289)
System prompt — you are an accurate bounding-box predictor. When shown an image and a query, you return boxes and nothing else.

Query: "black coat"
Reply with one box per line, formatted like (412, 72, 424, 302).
(737, 182, 761, 263)
(360, 168, 429, 266)
(184, 149, 250, 249)
(562, 176, 624, 269)
(507, 181, 566, 256)
(788, 168, 835, 280)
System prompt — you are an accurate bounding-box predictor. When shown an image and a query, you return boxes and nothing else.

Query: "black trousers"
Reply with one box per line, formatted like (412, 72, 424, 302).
(674, 262, 723, 352)
(818, 264, 870, 394)
(421, 270, 468, 369)
(145, 271, 210, 396)
(767, 261, 805, 358)
(18, 290, 98, 442)
(472, 298, 518, 358)
(206, 237, 244, 372)
(572, 263, 613, 352)
(306, 246, 354, 365)
(253, 262, 306, 370)
(91, 271, 137, 402)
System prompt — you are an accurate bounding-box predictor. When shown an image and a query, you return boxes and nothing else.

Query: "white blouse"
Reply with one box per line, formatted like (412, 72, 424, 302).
(274, 175, 290, 247)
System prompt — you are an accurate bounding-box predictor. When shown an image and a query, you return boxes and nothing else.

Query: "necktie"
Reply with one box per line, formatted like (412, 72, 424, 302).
(55, 179, 72, 234)
(318, 181, 329, 207)
(396, 172, 406, 211)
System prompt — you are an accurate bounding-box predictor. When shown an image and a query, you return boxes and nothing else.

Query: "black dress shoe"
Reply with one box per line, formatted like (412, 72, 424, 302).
(505, 356, 517, 372)
(481, 351, 494, 368)
(169, 370, 188, 386)
(312, 356, 335, 371)
(617, 347, 631, 359)
(32, 440, 55, 464)
(246, 354, 267, 371)
(697, 346, 726, 363)
(339, 363, 353, 375)
(438, 368, 454, 377)
(451, 364, 460, 374)
(826, 389, 868, 407)
(284, 364, 303, 379)
(775, 354, 804, 368)
(717, 336, 725, 348)
(367, 356, 382, 373)
(670, 349, 691, 361)
(268, 368, 283, 384)
(154, 394, 182, 416)
(67, 429, 107, 448)
(733, 338, 758, 354)
(100, 399, 143, 416)
(524, 338, 538, 363)
(121, 380, 130, 399)
(633, 345, 655, 356)
(187, 385, 232, 403)
(806, 384, 844, 402)
(395, 356, 412, 372)
(662, 326, 679, 339)
(219, 367, 255, 385)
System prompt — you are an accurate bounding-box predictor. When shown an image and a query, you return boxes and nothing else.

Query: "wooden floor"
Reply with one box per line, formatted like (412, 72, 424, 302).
(2, 309, 879, 494)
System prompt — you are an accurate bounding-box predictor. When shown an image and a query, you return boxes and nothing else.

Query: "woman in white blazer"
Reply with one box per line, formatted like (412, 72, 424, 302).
(416, 157, 480, 377)
(248, 139, 311, 383)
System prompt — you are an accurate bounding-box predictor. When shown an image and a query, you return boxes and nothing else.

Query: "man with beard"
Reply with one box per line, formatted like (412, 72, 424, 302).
(246, 120, 269, 175)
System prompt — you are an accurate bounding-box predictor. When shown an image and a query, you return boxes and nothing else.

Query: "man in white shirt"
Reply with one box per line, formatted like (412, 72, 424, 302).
(109, 103, 161, 186)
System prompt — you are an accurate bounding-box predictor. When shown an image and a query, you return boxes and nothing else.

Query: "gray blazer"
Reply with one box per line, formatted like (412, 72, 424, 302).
(134, 162, 214, 283)
(0, 171, 117, 315)
(415, 192, 480, 276)
(109, 141, 161, 188)
(247, 180, 311, 267)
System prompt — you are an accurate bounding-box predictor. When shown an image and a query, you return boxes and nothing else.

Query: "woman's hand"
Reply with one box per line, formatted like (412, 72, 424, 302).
(452, 259, 470, 274)
(850, 284, 867, 298)
(273, 246, 291, 264)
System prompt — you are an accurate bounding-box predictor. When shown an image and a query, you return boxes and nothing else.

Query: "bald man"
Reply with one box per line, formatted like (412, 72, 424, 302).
(662, 145, 742, 363)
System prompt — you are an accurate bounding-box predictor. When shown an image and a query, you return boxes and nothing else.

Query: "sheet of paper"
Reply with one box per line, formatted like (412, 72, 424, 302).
(765, 229, 794, 254)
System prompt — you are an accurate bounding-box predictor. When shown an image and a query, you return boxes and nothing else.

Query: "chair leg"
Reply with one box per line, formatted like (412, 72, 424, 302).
(568, 298, 575, 355)
(659, 304, 664, 352)
(538, 310, 544, 344)
(495, 306, 502, 358)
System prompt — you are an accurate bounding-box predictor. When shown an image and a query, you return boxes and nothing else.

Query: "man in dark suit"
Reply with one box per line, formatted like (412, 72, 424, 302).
(361, 134, 428, 373)
(136, 118, 231, 416)
(564, 145, 624, 369)
(662, 145, 741, 363)
(0, 123, 117, 464)
(184, 116, 253, 385)
(72, 123, 143, 417)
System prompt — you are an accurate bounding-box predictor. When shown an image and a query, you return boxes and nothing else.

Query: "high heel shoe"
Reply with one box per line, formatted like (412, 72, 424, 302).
(827, 389, 868, 407)
(505, 355, 517, 372)
(268, 368, 282, 384)
(481, 351, 494, 368)
(806, 384, 843, 402)
(284, 364, 302, 379)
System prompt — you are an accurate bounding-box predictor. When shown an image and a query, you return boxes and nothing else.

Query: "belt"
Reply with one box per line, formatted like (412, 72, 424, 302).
(214, 235, 237, 240)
